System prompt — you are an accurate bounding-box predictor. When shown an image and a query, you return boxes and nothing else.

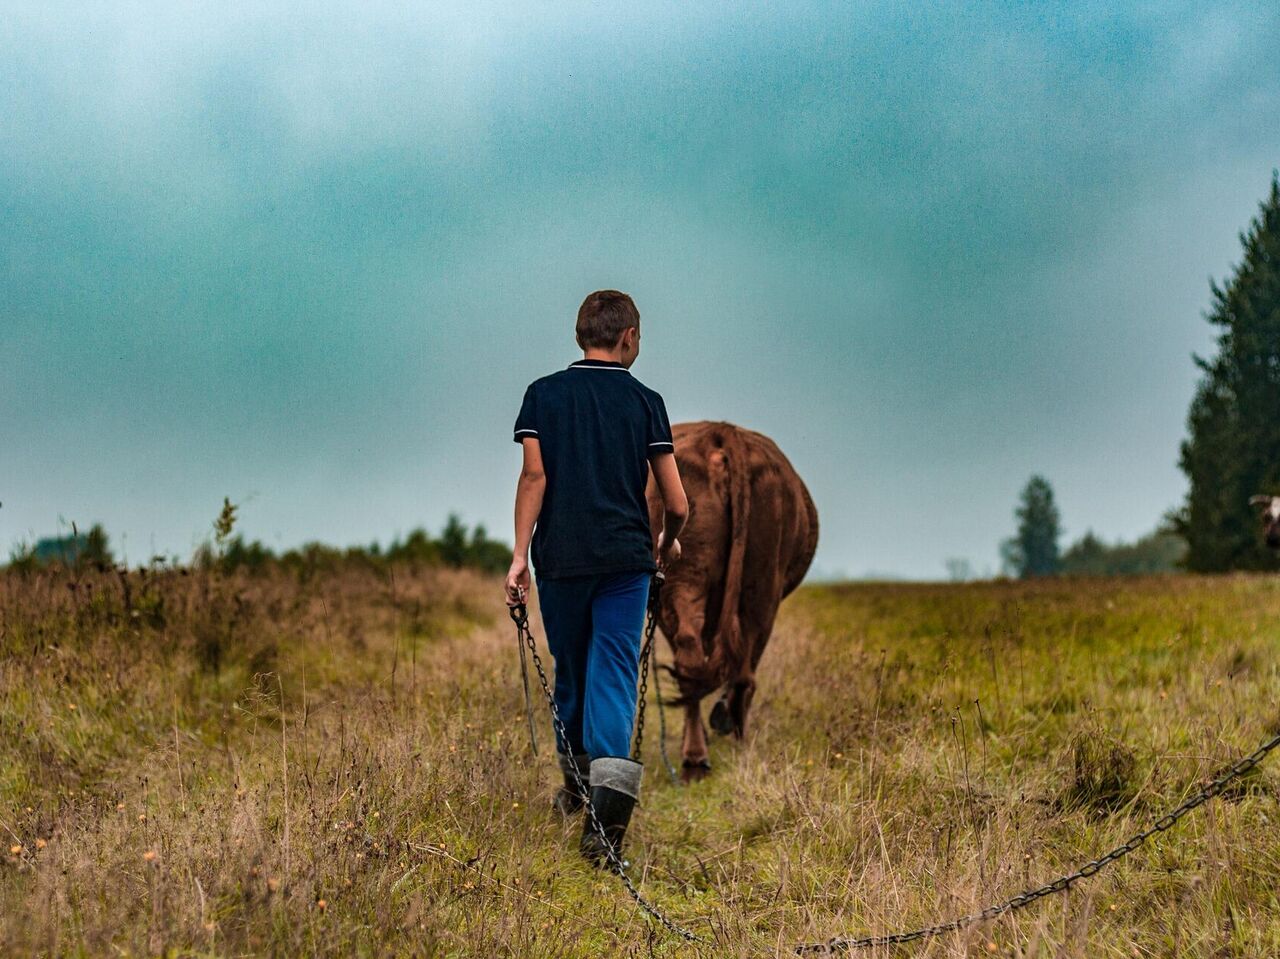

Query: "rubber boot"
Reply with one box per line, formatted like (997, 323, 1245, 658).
(580, 757, 642, 869)
(553, 753, 589, 817)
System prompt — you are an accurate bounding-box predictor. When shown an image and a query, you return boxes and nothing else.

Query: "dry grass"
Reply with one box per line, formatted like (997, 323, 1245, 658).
(3, 564, 1280, 957)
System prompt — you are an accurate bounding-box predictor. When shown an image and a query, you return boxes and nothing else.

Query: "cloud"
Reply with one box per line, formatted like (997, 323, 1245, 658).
(2, 2, 1278, 575)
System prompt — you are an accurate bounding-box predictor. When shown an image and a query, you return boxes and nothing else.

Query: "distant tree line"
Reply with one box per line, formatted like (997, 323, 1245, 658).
(203, 512, 512, 576)
(1000, 475, 1186, 579)
(1059, 529, 1186, 576)
(1175, 174, 1280, 571)
(7, 524, 115, 573)
(197, 512, 506, 573)
(7, 513, 512, 577)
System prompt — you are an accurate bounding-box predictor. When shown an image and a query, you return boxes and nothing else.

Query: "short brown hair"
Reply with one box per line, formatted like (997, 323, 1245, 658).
(576, 290, 640, 349)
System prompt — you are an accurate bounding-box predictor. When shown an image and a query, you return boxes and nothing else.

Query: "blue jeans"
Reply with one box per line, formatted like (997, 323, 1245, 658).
(535, 570, 651, 760)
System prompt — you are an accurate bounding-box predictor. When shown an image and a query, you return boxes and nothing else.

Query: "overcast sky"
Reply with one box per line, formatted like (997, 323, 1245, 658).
(3, 2, 1279, 578)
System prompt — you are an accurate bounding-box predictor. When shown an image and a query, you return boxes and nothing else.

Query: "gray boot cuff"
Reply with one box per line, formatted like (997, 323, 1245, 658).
(590, 757, 643, 800)
(558, 752, 590, 777)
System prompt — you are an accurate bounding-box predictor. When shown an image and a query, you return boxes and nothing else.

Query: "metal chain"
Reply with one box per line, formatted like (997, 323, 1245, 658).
(632, 609, 653, 761)
(629, 572, 679, 782)
(509, 603, 704, 943)
(796, 731, 1280, 954)
(516, 622, 538, 755)
(631, 572, 666, 764)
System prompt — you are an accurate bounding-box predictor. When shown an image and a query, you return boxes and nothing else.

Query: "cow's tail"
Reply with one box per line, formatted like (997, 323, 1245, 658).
(675, 424, 751, 699)
(717, 426, 751, 682)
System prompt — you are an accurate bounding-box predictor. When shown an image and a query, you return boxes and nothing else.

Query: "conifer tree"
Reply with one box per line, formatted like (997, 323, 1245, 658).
(1001, 475, 1061, 578)
(1178, 174, 1280, 571)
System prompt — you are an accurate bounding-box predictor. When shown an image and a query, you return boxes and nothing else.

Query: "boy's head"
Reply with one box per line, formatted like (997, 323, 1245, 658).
(576, 290, 640, 367)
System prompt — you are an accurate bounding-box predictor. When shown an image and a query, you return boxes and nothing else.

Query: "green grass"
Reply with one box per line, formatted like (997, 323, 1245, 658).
(3, 566, 1280, 957)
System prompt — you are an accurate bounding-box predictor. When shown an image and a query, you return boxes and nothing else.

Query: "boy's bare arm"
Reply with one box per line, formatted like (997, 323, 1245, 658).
(649, 452, 688, 569)
(505, 438, 546, 605)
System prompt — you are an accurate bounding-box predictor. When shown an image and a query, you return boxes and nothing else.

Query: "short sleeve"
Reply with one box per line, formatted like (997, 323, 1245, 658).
(646, 392, 674, 457)
(513, 384, 539, 444)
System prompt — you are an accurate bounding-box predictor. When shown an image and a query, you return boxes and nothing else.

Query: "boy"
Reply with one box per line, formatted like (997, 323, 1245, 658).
(505, 289, 688, 867)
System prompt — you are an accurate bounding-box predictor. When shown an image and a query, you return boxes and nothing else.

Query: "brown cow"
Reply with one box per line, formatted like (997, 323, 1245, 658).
(645, 421, 819, 780)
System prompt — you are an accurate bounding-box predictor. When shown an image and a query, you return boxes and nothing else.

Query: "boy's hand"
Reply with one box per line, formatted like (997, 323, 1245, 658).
(655, 531, 682, 571)
(505, 556, 531, 606)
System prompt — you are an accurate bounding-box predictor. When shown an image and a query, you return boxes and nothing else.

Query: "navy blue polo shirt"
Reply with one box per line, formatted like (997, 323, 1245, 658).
(513, 358, 674, 578)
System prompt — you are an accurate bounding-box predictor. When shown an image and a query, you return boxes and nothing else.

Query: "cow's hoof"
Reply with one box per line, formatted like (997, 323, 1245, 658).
(681, 758, 712, 783)
(709, 700, 734, 736)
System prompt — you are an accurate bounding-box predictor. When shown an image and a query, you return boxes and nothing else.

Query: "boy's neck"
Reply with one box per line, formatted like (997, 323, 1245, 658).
(582, 347, 625, 364)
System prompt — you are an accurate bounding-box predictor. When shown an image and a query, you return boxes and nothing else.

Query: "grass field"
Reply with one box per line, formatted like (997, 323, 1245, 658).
(3, 562, 1280, 957)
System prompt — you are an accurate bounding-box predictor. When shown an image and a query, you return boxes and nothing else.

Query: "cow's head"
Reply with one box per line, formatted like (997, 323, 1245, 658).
(1250, 495, 1280, 549)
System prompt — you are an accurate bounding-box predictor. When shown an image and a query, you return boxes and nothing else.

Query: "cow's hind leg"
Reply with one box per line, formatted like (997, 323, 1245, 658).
(681, 700, 711, 782)
(708, 689, 734, 736)
(726, 677, 756, 738)
(725, 597, 779, 738)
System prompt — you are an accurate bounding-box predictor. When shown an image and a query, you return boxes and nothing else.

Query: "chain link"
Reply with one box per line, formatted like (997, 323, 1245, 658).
(795, 731, 1280, 953)
(508, 603, 704, 943)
